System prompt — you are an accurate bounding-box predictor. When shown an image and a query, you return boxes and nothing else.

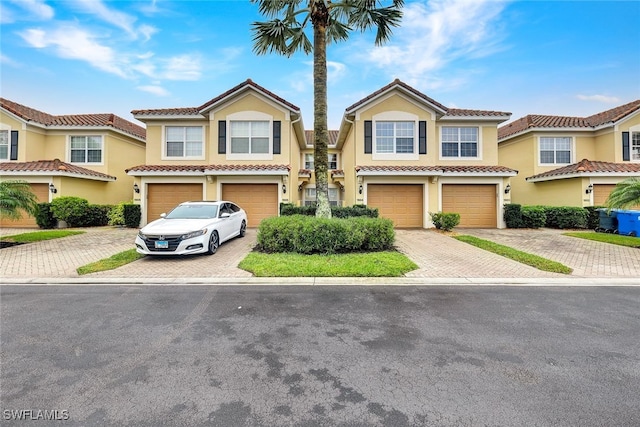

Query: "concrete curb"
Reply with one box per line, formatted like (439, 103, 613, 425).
(2, 277, 639, 286)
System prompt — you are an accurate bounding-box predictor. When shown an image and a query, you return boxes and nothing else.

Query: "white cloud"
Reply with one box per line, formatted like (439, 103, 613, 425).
(137, 85, 169, 96)
(20, 25, 128, 78)
(363, 0, 509, 89)
(0, 54, 21, 67)
(289, 60, 346, 92)
(8, 0, 54, 20)
(71, 0, 157, 41)
(162, 54, 202, 81)
(576, 94, 620, 104)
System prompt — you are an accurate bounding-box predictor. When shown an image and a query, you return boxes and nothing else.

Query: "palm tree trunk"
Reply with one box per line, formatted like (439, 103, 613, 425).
(312, 1, 331, 218)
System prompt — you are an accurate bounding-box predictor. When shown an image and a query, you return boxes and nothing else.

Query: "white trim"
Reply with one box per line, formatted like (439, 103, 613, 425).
(371, 111, 420, 161)
(526, 171, 640, 182)
(204, 169, 288, 176)
(0, 125, 10, 161)
(630, 125, 640, 163)
(537, 135, 574, 166)
(0, 170, 115, 182)
(441, 115, 510, 122)
(437, 178, 506, 228)
(201, 86, 299, 117)
(133, 114, 203, 121)
(67, 134, 105, 166)
(161, 125, 206, 161)
(226, 112, 274, 161)
(346, 85, 447, 116)
(438, 125, 483, 161)
(127, 170, 204, 177)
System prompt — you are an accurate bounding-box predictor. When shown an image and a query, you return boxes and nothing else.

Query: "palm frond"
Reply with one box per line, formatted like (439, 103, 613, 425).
(606, 178, 640, 210)
(252, 20, 295, 55)
(326, 19, 351, 44)
(287, 26, 313, 55)
(0, 180, 39, 220)
(251, 0, 304, 19)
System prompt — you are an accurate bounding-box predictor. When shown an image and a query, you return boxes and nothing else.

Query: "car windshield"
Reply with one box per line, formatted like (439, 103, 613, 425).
(165, 205, 218, 219)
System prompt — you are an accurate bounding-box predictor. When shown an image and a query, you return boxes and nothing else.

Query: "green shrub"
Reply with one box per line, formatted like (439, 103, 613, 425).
(429, 212, 460, 231)
(50, 196, 89, 227)
(521, 206, 546, 228)
(35, 203, 56, 229)
(123, 204, 141, 228)
(108, 202, 126, 226)
(504, 204, 524, 228)
(256, 215, 394, 254)
(584, 206, 603, 230)
(544, 206, 587, 229)
(279, 203, 379, 218)
(80, 204, 110, 226)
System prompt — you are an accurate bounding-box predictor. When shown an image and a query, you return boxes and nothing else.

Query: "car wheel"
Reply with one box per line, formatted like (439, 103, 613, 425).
(207, 231, 219, 255)
(239, 220, 246, 238)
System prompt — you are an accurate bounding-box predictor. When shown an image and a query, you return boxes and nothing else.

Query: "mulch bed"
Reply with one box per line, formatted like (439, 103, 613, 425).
(0, 241, 25, 249)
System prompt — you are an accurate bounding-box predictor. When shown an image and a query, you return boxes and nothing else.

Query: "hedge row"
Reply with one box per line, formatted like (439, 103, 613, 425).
(505, 204, 588, 229)
(279, 203, 379, 218)
(256, 215, 394, 254)
(35, 196, 141, 229)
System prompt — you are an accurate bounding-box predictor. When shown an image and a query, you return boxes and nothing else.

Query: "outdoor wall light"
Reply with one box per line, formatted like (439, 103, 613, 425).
(282, 184, 287, 194)
(358, 184, 363, 194)
(298, 184, 303, 192)
(585, 184, 593, 194)
(504, 184, 511, 194)
(133, 183, 140, 193)
(49, 183, 57, 194)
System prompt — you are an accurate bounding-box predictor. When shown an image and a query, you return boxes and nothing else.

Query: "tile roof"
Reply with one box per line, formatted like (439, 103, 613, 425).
(526, 159, 640, 181)
(0, 98, 146, 140)
(126, 164, 290, 173)
(344, 79, 510, 118)
(0, 159, 117, 180)
(304, 130, 340, 145)
(355, 165, 517, 175)
(131, 79, 300, 117)
(499, 99, 640, 140)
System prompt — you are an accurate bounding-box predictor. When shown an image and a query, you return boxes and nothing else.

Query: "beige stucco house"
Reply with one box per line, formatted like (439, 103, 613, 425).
(497, 100, 640, 207)
(129, 79, 516, 228)
(0, 98, 146, 227)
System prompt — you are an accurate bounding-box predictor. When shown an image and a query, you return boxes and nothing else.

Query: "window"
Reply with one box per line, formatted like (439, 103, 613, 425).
(304, 153, 338, 170)
(70, 136, 103, 163)
(230, 121, 269, 154)
(304, 187, 341, 206)
(441, 127, 478, 158)
(376, 121, 414, 154)
(632, 132, 640, 161)
(166, 127, 203, 158)
(539, 137, 571, 164)
(0, 130, 8, 160)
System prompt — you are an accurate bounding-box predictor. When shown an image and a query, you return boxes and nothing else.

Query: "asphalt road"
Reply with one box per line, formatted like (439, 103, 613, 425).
(1, 285, 639, 427)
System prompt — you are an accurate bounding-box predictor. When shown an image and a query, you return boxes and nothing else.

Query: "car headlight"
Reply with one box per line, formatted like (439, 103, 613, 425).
(138, 231, 147, 239)
(181, 229, 207, 240)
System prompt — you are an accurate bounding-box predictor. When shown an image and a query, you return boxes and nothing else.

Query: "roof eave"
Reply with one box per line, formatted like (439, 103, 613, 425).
(0, 170, 116, 181)
(526, 171, 640, 182)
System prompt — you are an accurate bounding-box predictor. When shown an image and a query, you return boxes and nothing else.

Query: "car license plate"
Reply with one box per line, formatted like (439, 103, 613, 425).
(155, 240, 169, 249)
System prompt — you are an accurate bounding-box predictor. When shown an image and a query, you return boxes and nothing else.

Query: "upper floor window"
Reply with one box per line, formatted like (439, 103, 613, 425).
(632, 132, 640, 161)
(539, 137, 571, 164)
(441, 127, 478, 158)
(0, 130, 8, 160)
(70, 136, 103, 163)
(304, 187, 341, 206)
(166, 126, 203, 158)
(230, 121, 269, 154)
(304, 153, 338, 170)
(376, 121, 414, 154)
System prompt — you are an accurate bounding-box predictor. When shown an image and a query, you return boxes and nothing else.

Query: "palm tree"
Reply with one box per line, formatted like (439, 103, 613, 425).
(0, 180, 39, 221)
(251, 0, 404, 218)
(606, 177, 640, 210)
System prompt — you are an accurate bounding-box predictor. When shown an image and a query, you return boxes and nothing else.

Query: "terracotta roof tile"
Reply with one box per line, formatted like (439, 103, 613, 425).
(304, 130, 339, 145)
(345, 79, 449, 113)
(445, 108, 511, 118)
(439, 165, 518, 174)
(0, 98, 146, 140)
(205, 164, 290, 172)
(126, 164, 290, 173)
(131, 79, 300, 117)
(355, 165, 517, 175)
(527, 159, 640, 180)
(499, 100, 640, 140)
(125, 165, 206, 173)
(0, 159, 116, 180)
(355, 165, 442, 173)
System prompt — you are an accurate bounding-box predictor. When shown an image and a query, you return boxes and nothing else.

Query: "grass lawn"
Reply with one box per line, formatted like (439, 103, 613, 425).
(454, 235, 573, 274)
(239, 251, 418, 277)
(563, 232, 640, 248)
(1, 230, 85, 243)
(77, 249, 145, 275)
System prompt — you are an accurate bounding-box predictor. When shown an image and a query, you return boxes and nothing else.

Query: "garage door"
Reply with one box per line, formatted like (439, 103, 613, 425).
(442, 184, 496, 228)
(0, 183, 48, 228)
(147, 183, 203, 224)
(593, 184, 616, 207)
(367, 184, 423, 228)
(222, 183, 278, 227)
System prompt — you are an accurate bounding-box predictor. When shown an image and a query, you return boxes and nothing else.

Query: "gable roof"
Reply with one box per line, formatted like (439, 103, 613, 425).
(526, 158, 640, 182)
(344, 79, 511, 119)
(0, 159, 117, 181)
(499, 100, 640, 140)
(0, 98, 146, 141)
(131, 79, 300, 118)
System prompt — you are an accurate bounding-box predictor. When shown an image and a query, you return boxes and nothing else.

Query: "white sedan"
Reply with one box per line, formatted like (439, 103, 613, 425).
(135, 201, 247, 256)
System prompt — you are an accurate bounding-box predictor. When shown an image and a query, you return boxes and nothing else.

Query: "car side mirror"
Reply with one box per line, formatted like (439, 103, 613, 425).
(160, 213, 167, 218)
(220, 213, 231, 218)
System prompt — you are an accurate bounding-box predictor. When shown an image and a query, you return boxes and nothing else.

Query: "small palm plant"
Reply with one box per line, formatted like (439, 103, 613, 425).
(606, 177, 640, 210)
(0, 180, 39, 220)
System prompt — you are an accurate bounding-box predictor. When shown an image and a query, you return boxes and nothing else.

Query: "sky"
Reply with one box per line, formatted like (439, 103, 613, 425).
(1, 0, 639, 131)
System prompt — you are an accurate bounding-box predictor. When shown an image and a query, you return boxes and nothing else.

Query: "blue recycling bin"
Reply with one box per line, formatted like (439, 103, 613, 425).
(615, 210, 640, 237)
